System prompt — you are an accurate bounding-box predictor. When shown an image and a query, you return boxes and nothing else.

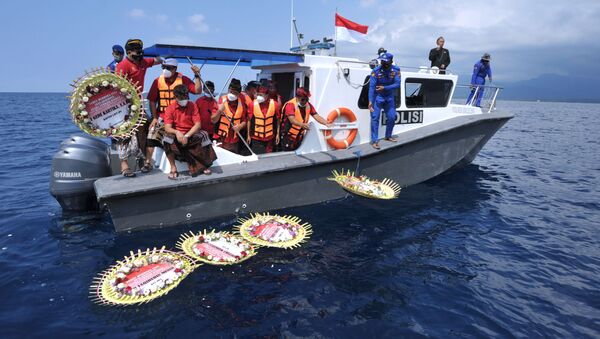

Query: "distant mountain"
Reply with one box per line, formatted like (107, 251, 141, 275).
(499, 74, 600, 103)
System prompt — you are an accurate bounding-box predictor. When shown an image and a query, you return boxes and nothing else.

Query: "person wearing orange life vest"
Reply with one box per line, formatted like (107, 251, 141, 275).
(143, 58, 202, 172)
(211, 78, 248, 154)
(247, 86, 281, 154)
(282, 88, 330, 151)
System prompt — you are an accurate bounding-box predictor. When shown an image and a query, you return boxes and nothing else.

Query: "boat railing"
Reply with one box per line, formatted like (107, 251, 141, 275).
(336, 60, 454, 75)
(455, 84, 503, 113)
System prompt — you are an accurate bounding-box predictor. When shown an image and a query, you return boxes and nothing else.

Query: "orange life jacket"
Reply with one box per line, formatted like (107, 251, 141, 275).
(157, 73, 183, 112)
(284, 98, 312, 140)
(251, 99, 276, 140)
(216, 95, 244, 141)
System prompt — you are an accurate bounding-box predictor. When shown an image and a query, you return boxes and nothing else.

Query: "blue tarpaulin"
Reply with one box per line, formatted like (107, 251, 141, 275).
(143, 44, 304, 67)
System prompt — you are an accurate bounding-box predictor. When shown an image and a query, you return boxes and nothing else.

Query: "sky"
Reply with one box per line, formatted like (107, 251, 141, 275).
(1, 0, 599, 92)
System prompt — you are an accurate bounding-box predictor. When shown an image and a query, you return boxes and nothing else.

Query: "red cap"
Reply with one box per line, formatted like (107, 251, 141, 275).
(296, 88, 310, 98)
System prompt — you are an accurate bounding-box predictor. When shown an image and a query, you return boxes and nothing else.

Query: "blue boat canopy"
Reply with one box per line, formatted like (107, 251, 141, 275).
(143, 44, 304, 67)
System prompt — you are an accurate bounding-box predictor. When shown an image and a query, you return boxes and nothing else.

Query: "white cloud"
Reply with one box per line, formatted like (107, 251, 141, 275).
(129, 9, 145, 19)
(188, 14, 209, 32)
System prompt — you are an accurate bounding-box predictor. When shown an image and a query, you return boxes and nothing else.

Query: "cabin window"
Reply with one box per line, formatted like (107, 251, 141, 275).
(304, 76, 310, 92)
(357, 78, 402, 109)
(405, 78, 453, 108)
(271, 73, 295, 103)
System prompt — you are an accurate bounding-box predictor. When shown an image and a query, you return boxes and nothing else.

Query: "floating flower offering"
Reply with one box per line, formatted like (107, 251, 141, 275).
(236, 213, 312, 249)
(328, 169, 401, 199)
(90, 247, 196, 306)
(177, 230, 257, 265)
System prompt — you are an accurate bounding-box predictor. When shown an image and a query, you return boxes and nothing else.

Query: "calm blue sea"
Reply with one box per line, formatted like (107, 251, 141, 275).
(0, 93, 599, 338)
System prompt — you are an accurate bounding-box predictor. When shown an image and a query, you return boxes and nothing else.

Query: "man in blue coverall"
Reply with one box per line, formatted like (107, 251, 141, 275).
(466, 53, 492, 107)
(107, 45, 124, 72)
(368, 52, 401, 149)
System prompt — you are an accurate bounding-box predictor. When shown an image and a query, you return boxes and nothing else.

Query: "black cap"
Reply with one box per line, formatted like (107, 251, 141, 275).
(125, 39, 143, 51)
(229, 78, 242, 92)
(204, 80, 214, 88)
(377, 47, 387, 55)
(246, 81, 259, 89)
(173, 84, 189, 97)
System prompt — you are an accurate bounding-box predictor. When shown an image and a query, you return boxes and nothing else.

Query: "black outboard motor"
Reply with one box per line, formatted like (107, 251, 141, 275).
(50, 134, 111, 211)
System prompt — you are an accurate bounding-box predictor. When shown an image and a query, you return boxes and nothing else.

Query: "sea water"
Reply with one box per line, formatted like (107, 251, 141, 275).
(0, 93, 598, 337)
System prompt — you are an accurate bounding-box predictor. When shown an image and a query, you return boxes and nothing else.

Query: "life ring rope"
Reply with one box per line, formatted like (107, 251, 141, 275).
(322, 107, 358, 149)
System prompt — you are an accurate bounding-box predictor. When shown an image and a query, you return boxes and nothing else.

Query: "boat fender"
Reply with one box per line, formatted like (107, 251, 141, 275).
(323, 107, 358, 149)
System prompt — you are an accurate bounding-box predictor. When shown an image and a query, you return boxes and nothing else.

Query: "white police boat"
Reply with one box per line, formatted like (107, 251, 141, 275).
(50, 44, 511, 232)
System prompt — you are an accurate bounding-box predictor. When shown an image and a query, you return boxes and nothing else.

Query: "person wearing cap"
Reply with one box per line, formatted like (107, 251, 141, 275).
(466, 53, 493, 107)
(114, 38, 163, 177)
(368, 52, 401, 149)
(163, 85, 217, 179)
(195, 80, 217, 138)
(211, 78, 248, 154)
(281, 88, 330, 151)
(143, 58, 201, 172)
(107, 45, 124, 72)
(428, 36, 450, 74)
(241, 81, 259, 108)
(247, 86, 281, 154)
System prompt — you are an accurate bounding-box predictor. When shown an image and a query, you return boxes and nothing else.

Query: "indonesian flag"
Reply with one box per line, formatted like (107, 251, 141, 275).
(335, 13, 369, 43)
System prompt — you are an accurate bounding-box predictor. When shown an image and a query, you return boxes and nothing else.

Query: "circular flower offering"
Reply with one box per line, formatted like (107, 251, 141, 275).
(236, 213, 312, 249)
(177, 230, 257, 265)
(328, 169, 401, 199)
(90, 247, 196, 306)
(69, 68, 146, 139)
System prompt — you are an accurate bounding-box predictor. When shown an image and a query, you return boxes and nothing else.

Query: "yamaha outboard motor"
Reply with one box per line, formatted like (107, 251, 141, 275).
(50, 134, 111, 211)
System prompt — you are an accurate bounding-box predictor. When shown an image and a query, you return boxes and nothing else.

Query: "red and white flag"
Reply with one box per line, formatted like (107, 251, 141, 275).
(335, 13, 368, 43)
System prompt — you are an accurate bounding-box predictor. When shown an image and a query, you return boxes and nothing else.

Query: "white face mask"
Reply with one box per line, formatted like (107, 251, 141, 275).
(227, 93, 238, 101)
(162, 69, 173, 78)
(256, 95, 266, 104)
(177, 99, 188, 107)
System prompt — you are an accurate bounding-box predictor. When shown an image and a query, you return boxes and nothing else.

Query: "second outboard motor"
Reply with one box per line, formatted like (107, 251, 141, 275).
(50, 135, 111, 211)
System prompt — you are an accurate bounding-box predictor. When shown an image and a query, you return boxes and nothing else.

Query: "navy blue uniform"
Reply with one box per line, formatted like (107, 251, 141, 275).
(466, 60, 492, 107)
(107, 60, 119, 72)
(369, 65, 401, 143)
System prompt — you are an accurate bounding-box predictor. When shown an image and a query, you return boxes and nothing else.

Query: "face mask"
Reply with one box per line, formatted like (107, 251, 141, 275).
(227, 93, 238, 101)
(298, 102, 306, 108)
(256, 95, 265, 104)
(177, 99, 188, 107)
(162, 69, 172, 78)
(131, 51, 143, 61)
(114, 54, 123, 62)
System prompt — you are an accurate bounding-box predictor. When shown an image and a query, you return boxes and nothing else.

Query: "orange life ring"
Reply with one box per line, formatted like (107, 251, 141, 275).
(323, 107, 358, 149)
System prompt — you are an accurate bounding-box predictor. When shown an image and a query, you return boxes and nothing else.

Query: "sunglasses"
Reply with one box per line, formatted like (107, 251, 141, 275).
(162, 65, 177, 70)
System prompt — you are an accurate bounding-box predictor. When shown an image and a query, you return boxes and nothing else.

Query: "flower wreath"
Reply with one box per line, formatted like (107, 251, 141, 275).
(69, 68, 146, 140)
(177, 230, 257, 265)
(90, 247, 197, 306)
(328, 169, 401, 199)
(235, 213, 312, 249)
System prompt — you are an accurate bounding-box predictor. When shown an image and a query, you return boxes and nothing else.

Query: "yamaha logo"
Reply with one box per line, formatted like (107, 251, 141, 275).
(54, 171, 82, 179)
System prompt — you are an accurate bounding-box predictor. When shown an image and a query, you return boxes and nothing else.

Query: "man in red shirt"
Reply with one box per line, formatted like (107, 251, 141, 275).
(281, 88, 330, 151)
(195, 80, 217, 138)
(247, 86, 280, 154)
(143, 58, 201, 171)
(163, 85, 217, 179)
(114, 39, 163, 177)
(211, 78, 248, 154)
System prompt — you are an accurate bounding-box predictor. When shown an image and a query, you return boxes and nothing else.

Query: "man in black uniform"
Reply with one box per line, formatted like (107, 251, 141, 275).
(428, 36, 450, 74)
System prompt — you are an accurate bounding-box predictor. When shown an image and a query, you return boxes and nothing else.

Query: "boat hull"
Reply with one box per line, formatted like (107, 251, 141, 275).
(96, 112, 512, 232)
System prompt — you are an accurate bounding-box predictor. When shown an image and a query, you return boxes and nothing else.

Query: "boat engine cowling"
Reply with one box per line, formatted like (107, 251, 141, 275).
(50, 135, 111, 211)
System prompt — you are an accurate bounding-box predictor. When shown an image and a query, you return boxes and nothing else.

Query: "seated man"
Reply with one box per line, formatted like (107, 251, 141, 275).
(163, 85, 217, 179)
(281, 88, 330, 151)
(195, 80, 217, 138)
(247, 86, 280, 154)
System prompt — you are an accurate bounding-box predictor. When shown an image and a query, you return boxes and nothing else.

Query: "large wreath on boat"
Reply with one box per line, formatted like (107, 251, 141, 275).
(177, 230, 257, 265)
(90, 247, 197, 306)
(328, 169, 401, 199)
(235, 213, 312, 249)
(69, 68, 146, 139)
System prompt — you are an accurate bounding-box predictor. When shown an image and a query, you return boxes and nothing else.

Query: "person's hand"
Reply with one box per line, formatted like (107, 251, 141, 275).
(150, 118, 158, 129)
(302, 123, 310, 130)
(368, 102, 374, 113)
(176, 131, 185, 143)
(181, 135, 189, 145)
(232, 124, 242, 133)
(191, 65, 200, 76)
(375, 85, 384, 92)
(275, 134, 280, 144)
(441, 64, 445, 69)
